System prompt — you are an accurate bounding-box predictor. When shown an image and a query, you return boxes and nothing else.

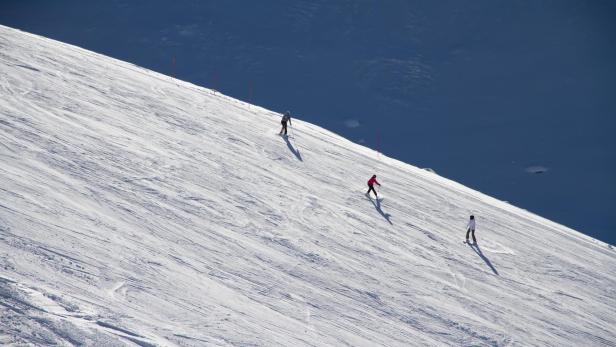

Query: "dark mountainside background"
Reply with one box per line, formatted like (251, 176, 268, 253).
(1, 0, 614, 244)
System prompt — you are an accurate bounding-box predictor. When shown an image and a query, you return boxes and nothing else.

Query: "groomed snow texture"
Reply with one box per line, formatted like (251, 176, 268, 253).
(1, 25, 615, 347)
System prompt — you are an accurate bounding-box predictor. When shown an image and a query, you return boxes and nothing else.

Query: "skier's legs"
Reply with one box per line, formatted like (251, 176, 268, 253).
(367, 185, 377, 197)
(466, 228, 471, 241)
(471, 229, 476, 243)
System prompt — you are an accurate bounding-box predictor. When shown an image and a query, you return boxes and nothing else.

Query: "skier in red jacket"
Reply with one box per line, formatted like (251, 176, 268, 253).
(366, 175, 381, 198)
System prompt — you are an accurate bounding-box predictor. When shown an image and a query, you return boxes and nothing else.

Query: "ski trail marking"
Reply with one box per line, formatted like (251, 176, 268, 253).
(290, 293, 316, 335)
(109, 281, 126, 299)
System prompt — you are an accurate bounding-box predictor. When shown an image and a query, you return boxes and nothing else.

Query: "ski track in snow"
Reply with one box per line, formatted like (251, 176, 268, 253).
(1, 25, 616, 346)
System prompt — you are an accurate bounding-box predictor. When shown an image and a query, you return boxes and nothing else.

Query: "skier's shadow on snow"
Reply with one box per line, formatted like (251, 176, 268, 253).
(282, 135, 302, 161)
(470, 244, 499, 275)
(368, 196, 392, 225)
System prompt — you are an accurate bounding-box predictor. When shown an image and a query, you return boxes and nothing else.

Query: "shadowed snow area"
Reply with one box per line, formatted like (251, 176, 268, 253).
(1, 25, 615, 346)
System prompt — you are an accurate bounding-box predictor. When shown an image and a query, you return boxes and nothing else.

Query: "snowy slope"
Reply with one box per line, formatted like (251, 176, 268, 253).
(1, 25, 615, 347)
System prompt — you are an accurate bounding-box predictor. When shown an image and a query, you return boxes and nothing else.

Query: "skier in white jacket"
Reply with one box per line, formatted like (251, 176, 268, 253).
(465, 215, 476, 244)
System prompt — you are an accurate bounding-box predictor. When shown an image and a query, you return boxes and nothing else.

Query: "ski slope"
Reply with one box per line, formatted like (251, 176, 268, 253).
(1, 25, 615, 347)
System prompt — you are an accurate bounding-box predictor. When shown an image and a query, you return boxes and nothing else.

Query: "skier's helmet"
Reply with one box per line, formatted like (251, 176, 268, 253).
(470, 215, 475, 219)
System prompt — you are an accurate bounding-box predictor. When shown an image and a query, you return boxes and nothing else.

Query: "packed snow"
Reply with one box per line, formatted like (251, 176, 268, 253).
(1, 25, 615, 346)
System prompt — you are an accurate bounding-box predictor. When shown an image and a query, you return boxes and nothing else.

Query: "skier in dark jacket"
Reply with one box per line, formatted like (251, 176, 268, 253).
(366, 175, 381, 197)
(279, 111, 292, 135)
(465, 215, 477, 244)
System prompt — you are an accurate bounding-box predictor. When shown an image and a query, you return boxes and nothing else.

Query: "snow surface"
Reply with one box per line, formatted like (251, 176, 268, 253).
(1, 25, 615, 347)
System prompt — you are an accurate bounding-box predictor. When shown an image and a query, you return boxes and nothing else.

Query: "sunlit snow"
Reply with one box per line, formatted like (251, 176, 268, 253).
(1, 25, 615, 347)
